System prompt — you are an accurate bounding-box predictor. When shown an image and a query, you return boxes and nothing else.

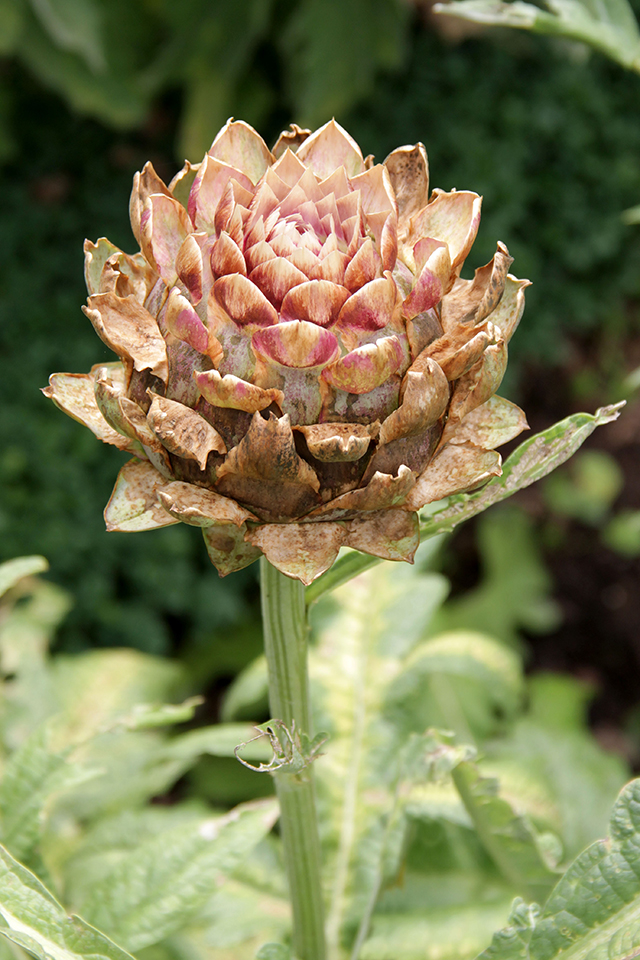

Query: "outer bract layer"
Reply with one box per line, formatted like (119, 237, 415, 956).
(44, 119, 529, 584)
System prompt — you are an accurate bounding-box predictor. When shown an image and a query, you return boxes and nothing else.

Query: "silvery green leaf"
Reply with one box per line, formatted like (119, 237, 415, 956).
(111, 697, 203, 731)
(162, 723, 274, 765)
(51, 648, 186, 743)
(623, 203, 640, 225)
(451, 760, 561, 903)
(221, 656, 268, 723)
(255, 946, 291, 960)
(63, 804, 211, 903)
(80, 800, 278, 951)
(0, 577, 68, 742)
(485, 674, 629, 859)
(0, 844, 134, 960)
(307, 405, 624, 602)
(0, 724, 99, 865)
(385, 631, 524, 743)
(478, 778, 640, 960)
(179, 837, 290, 954)
(308, 564, 450, 954)
(420, 404, 625, 538)
(359, 899, 516, 960)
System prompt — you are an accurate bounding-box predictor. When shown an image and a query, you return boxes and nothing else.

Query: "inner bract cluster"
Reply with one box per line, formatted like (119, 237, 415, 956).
(44, 119, 529, 584)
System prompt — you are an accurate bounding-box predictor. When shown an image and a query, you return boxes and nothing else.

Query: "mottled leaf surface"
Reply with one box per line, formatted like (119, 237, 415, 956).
(477, 778, 640, 960)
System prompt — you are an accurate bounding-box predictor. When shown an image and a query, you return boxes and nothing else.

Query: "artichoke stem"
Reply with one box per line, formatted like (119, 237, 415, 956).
(260, 557, 327, 960)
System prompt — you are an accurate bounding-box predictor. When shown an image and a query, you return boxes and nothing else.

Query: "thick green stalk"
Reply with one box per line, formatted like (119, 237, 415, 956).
(260, 558, 326, 960)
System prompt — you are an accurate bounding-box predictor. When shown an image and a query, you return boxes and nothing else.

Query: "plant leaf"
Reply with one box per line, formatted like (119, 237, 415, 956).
(484, 674, 629, 859)
(384, 630, 524, 743)
(478, 778, 640, 960)
(476, 898, 541, 960)
(0, 724, 98, 865)
(0, 0, 24, 55)
(433, 0, 640, 72)
(161, 722, 275, 764)
(451, 759, 560, 903)
(309, 562, 449, 954)
(220, 656, 269, 722)
(359, 900, 518, 960)
(307, 404, 625, 602)
(281, 0, 409, 126)
(429, 507, 560, 648)
(80, 800, 279, 951)
(110, 697, 203, 731)
(0, 556, 48, 600)
(17, 16, 146, 127)
(0, 844, 135, 960)
(28, 0, 106, 72)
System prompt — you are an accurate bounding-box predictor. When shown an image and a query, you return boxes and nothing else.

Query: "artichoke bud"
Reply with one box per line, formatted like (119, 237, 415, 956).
(44, 119, 529, 584)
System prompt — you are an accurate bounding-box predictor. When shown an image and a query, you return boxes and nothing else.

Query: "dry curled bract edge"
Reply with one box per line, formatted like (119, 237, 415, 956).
(45, 118, 529, 582)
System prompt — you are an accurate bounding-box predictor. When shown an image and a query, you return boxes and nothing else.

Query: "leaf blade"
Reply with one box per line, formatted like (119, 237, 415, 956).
(80, 799, 279, 951)
(0, 844, 134, 960)
(307, 405, 625, 602)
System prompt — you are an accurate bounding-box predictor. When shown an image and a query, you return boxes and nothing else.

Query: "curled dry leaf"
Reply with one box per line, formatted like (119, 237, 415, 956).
(104, 460, 179, 532)
(46, 118, 530, 582)
(42, 373, 133, 451)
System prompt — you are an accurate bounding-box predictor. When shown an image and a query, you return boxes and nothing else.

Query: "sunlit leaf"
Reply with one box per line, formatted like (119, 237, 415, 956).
(0, 844, 135, 960)
(309, 561, 450, 954)
(385, 630, 524, 742)
(360, 900, 516, 960)
(221, 656, 269, 723)
(161, 722, 275, 764)
(451, 760, 560, 903)
(430, 507, 560, 648)
(484, 674, 629, 859)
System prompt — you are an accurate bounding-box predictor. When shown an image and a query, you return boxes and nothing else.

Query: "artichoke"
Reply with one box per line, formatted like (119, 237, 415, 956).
(44, 119, 528, 584)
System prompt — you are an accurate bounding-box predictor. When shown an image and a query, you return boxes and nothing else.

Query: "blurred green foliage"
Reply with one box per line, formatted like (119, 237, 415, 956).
(3, 0, 640, 651)
(0, 552, 630, 960)
(0, 0, 409, 163)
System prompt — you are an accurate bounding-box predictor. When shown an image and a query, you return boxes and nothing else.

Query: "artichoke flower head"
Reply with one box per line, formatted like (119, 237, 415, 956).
(45, 119, 529, 584)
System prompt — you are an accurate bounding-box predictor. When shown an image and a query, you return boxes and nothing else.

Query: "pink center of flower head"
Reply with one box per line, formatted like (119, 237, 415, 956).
(184, 127, 399, 348)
